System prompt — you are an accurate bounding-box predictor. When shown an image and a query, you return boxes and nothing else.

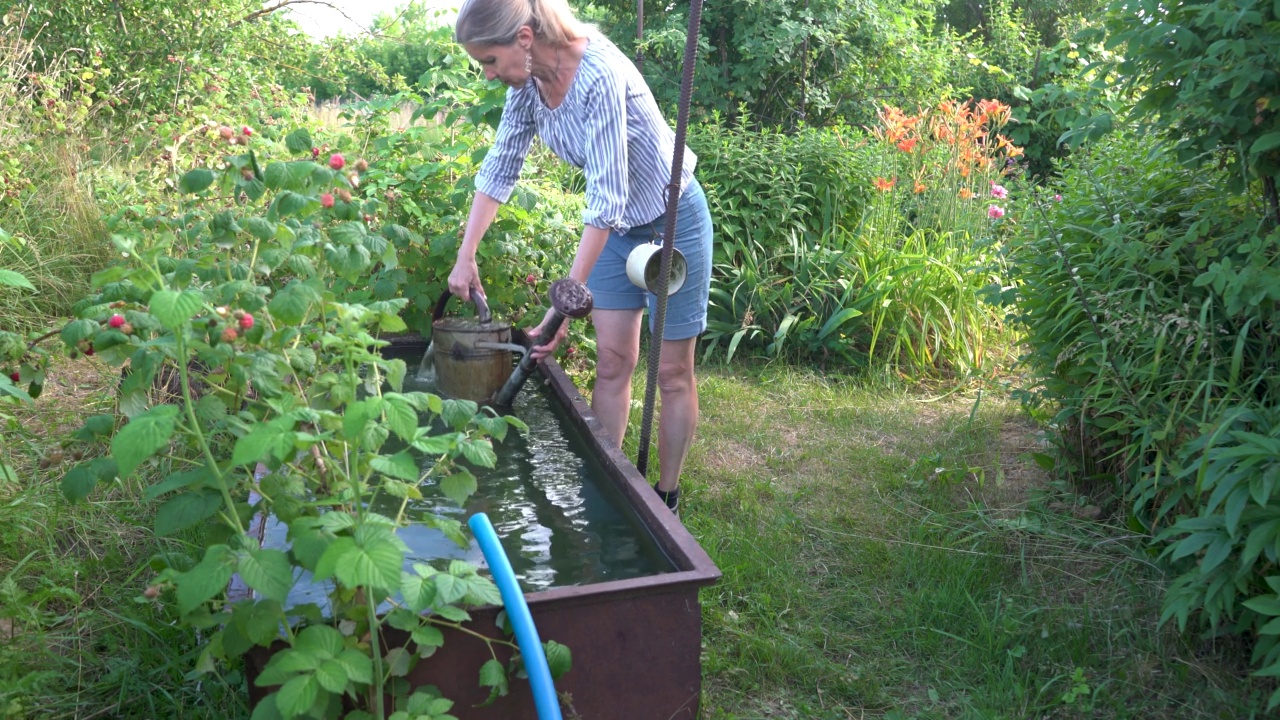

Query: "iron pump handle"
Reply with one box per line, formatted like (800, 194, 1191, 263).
(433, 287, 492, 325)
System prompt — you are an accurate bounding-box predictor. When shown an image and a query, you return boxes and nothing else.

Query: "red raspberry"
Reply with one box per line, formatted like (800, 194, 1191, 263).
(311, 147, 320, 159)
(239, 313, 254, 330)
(84, 344, 94, 356)
(242, 125, 253, 136)
(108, 314, 125, 328)
(221, 327, 238, 343)
(328, 153, 345, 171)
(526, 274, 537, 284)
(8, 372, 18, 382)
(320, 193, 335, 208)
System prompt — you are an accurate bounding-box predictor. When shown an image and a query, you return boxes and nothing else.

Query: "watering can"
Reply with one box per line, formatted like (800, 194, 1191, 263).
(426, 280, 595, 405)
(427, 289, 523, 402)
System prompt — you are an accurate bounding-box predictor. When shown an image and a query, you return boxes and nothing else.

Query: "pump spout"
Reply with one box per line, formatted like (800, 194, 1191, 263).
(491, 278, 593, 407)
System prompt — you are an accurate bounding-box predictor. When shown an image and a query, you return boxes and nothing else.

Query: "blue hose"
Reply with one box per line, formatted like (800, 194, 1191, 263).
(467, 512, 562, 720)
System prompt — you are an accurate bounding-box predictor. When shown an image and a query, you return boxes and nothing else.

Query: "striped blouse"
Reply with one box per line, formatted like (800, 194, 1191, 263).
(473, 33, 696, 235)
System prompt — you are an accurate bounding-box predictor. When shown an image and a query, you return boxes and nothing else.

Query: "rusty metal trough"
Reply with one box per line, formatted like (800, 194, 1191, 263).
(236, 336, 721, 719)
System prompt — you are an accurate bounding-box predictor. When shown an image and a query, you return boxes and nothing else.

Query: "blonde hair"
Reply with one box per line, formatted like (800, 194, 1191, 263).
(455, 0, 590, 48)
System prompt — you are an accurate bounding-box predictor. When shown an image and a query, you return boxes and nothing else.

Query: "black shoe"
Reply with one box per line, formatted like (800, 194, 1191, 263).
(653, 484, 679, 513)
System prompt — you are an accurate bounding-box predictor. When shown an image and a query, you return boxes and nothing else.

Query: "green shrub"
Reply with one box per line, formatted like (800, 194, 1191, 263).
(689, 120, 876, 365)
(1010, 133, 1280, 706)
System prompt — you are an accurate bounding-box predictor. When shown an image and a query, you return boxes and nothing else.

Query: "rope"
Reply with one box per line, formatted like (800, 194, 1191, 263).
(635, 0, 705, 478)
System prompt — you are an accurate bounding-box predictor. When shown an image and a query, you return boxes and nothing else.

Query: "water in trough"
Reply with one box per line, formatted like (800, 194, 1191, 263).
(260, 356, 675, 611)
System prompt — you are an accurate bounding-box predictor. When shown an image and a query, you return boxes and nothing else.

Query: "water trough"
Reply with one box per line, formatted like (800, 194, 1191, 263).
(233, 335, 721, 719)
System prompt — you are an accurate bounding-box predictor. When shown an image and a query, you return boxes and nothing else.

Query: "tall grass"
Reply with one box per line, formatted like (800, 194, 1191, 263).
(0, 13, 114, 333)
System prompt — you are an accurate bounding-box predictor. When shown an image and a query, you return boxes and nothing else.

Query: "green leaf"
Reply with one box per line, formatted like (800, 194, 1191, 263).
(244, 217, 278, 242)
(176, 545, 235, 614)
(411, 430, 454, 455)
(60, 319, 98, 346)
(334, 648, 373, 684)
(370, 451, 420, 482)
(149, 289, 204, 330)
(269, 281, 322, 326)
(401, 570, 438, 613)
(1243, 595, 1280, 617)
(384, 646, 413, 677)
(433, 573, 466, 605)
(459, 439, 497, 468)
(145, 466, 214, 501)
(411, 625, 444, 650)
(284, 128, 314, 154)
(61, 457, 118, 501)
(238, 548, 294, 603)
(289, 518, 335, 571)
(439, 469, 477, 506)
(275, 674, 320, 718)
(314, 527, 404, 593)
(233, 418, 297, 467)
(544, 640, 572, 680)
(0, 268, 34, 290)
(296, 625, 345, 659)
(112, 405, 179, 479)
(441, 399, 479, 429)
(271, 191, 311, 219)
(384, 395, 418, 442)
(155, 490, 223, 536)
(478, 657, 509, 698)
(314, 659, 348, 693)
(1250, 131, 1280, 155)
(256, 648, 320, 686)
(242, 599, 285, 646)
(180, 168, 215, 194)
(73, 414, 116, 441)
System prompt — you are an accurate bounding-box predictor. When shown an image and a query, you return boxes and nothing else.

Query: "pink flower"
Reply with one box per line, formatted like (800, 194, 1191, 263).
(988, 205, 1006, 219)
(1053, 194, 1063, 202)
(990, 183, 1008, 199)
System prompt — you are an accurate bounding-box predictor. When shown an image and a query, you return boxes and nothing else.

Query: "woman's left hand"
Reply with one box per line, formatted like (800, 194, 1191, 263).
(528, 306, 570, 361)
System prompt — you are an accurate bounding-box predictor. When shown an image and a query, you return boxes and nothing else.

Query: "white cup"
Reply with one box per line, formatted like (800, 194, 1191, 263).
(625, 242, 687, 296)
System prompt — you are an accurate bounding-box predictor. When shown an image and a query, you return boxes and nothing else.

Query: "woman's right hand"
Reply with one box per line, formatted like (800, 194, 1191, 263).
(448, 256, 485, 305)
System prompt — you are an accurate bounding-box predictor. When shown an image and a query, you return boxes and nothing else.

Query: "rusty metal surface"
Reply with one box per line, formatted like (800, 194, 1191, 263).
(548, 278, 594, 318)
(240, 334, 721, 719)
(430, 320, 513, 402)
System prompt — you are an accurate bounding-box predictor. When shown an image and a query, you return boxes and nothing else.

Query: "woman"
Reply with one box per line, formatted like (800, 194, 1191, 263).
(449, 0, 713, 513)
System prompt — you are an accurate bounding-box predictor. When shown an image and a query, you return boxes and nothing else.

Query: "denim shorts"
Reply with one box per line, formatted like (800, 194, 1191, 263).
(586, 179, 713, 340)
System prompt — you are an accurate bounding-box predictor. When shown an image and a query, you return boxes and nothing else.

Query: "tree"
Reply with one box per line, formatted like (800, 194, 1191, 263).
(1087, 0, 1280, 223)
(590, 0, 959, 129)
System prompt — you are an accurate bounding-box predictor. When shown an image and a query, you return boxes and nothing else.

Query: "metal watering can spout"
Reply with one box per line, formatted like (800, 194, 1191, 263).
(491, 279, 593, 408)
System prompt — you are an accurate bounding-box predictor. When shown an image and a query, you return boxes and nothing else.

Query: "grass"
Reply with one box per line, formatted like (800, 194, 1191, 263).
(0, 354, 247, 719)
(651, 363, 1269, 719)
(0, 353, 1269, 718)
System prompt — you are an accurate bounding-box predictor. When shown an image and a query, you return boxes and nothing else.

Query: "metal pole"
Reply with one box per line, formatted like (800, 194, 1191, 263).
(635, 0, 705, 478)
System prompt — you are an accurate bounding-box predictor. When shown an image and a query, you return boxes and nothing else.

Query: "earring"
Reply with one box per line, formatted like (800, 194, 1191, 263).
(524, 52, 532, 73)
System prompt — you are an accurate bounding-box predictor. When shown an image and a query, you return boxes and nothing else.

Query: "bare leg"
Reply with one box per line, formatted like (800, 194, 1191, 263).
(590, 308, 643, 448)
(656, 337, 698, 493)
